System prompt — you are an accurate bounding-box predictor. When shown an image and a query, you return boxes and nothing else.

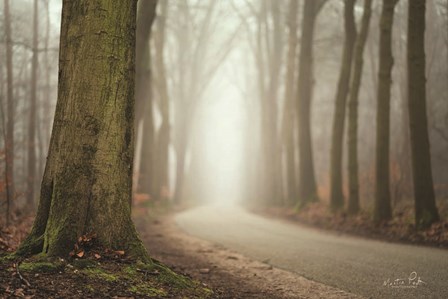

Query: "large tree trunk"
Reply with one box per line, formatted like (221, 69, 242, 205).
(296, 0, 326, 207)
(282, 0, 299, 205)
(3, 0, 15, 220)
(18, 0, 148, 261)
(374, 0, 399, 223)
(347, 0, 372, 214)
(330, 0, 357, 211)
(26, 0, 39, 211)
(154, 0, 170, 201)
(135, 0, 158, 198)
(407, 0, 439, 229)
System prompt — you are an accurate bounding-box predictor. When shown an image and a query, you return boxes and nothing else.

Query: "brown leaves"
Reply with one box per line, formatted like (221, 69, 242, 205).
(69, 232, 97, 258)
(0, 216, 34, 253)
(68, 233, 127, 261)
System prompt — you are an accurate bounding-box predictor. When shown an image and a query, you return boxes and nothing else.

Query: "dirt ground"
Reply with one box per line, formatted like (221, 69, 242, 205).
(136, 213, 362, 299)
(1, 206, 361, 298)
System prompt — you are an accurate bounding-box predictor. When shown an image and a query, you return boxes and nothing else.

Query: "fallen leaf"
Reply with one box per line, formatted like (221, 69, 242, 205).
(14, 288, 25, 296)
(199, 268, 210, 274)
(115, 250, 125, 256)
(76, 250, 85, 258)
(94, 253, 101, 259)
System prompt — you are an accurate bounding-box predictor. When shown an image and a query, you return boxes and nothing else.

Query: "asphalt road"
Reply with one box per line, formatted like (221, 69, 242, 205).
(175, 204, 448, 299)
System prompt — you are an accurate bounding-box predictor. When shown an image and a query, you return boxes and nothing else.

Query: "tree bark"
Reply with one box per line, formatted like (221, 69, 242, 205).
(26, 0, 39, 211)
(407, 0, 439, 229)
(330, 0, 357, 211)
(374, 0, 399, 223)
(3, 0, 15, 219)
(296, 0, 326, 207)
(18, 0, 149, 261)
(282, 0, 299, 205)
(347, 0, 372, 214)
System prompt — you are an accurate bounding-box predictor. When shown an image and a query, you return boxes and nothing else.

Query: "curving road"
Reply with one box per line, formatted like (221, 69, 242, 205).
(175, 204, 448, 299)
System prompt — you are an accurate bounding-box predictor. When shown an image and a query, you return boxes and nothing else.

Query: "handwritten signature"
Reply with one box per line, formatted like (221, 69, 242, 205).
(383, 271, 426, 288)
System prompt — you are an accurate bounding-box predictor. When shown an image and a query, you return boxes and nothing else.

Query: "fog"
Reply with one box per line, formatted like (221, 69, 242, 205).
(1, 1, 447, 297)
(1, 0, 447, 214)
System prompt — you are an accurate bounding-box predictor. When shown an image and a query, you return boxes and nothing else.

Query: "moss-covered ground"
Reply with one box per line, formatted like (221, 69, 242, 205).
(0, 254, 213, 298)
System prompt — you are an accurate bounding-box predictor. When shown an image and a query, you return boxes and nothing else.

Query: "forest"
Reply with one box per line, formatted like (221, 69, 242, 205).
(0, 0, 447, 298)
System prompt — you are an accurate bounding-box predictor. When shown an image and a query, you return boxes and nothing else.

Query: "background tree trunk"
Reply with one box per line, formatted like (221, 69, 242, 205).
(330, 0, 357, 211)
(281, 0, 299, 205)
(135, 0, 158, 199)
(18, 0, 149, 261)
(26, 0, 39, 211)
(262, 0, 283, 205)
(3, 0, 15, 219)
(374, 0, 399, 223)
(296, 0, 326, 207)
(154, 0, 170, 201)
(407, 0, 439, 229)
(347, 0, 372, 214)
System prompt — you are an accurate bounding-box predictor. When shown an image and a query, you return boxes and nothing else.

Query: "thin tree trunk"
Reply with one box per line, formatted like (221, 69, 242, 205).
(407, 0, 439, 229)
(282, 0, 299, 205)
(3, 0, 15, 218)
(330, 0, 357, 211)
(18, 0, 149, 261)
(135, 0, 158, 199)
(0, 66, 9, 225)
(374, 0, 399, 223)
(26, 0, 39, 211)
(347, 0, 372, 214)
(264, 0, 283, 205)
(135, 0, 158, 128)
(42, 0, 52, 166)
(173, 138, 186, 204)
(154, 0, 170, 201)
(296, 0, 326, 207)
(139, 103, 155, 197)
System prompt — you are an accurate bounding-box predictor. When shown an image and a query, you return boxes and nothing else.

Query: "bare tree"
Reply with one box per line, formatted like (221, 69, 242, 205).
(347, 0, 373, 214)
(407, 0, 440, 228)
(374, 0, 399, 223)
(153, 0, 170, 201)
(330, 0, 357, 211)
(3, 0, 15, 220)
(282, 0, 299, 205)
(26, 0, 39, 211)
(135, 0, 158, 199)
(296, 0, 327, 207)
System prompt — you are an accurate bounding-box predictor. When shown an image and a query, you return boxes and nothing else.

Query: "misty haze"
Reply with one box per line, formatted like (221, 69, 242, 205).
(1, 0, 448, 298)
